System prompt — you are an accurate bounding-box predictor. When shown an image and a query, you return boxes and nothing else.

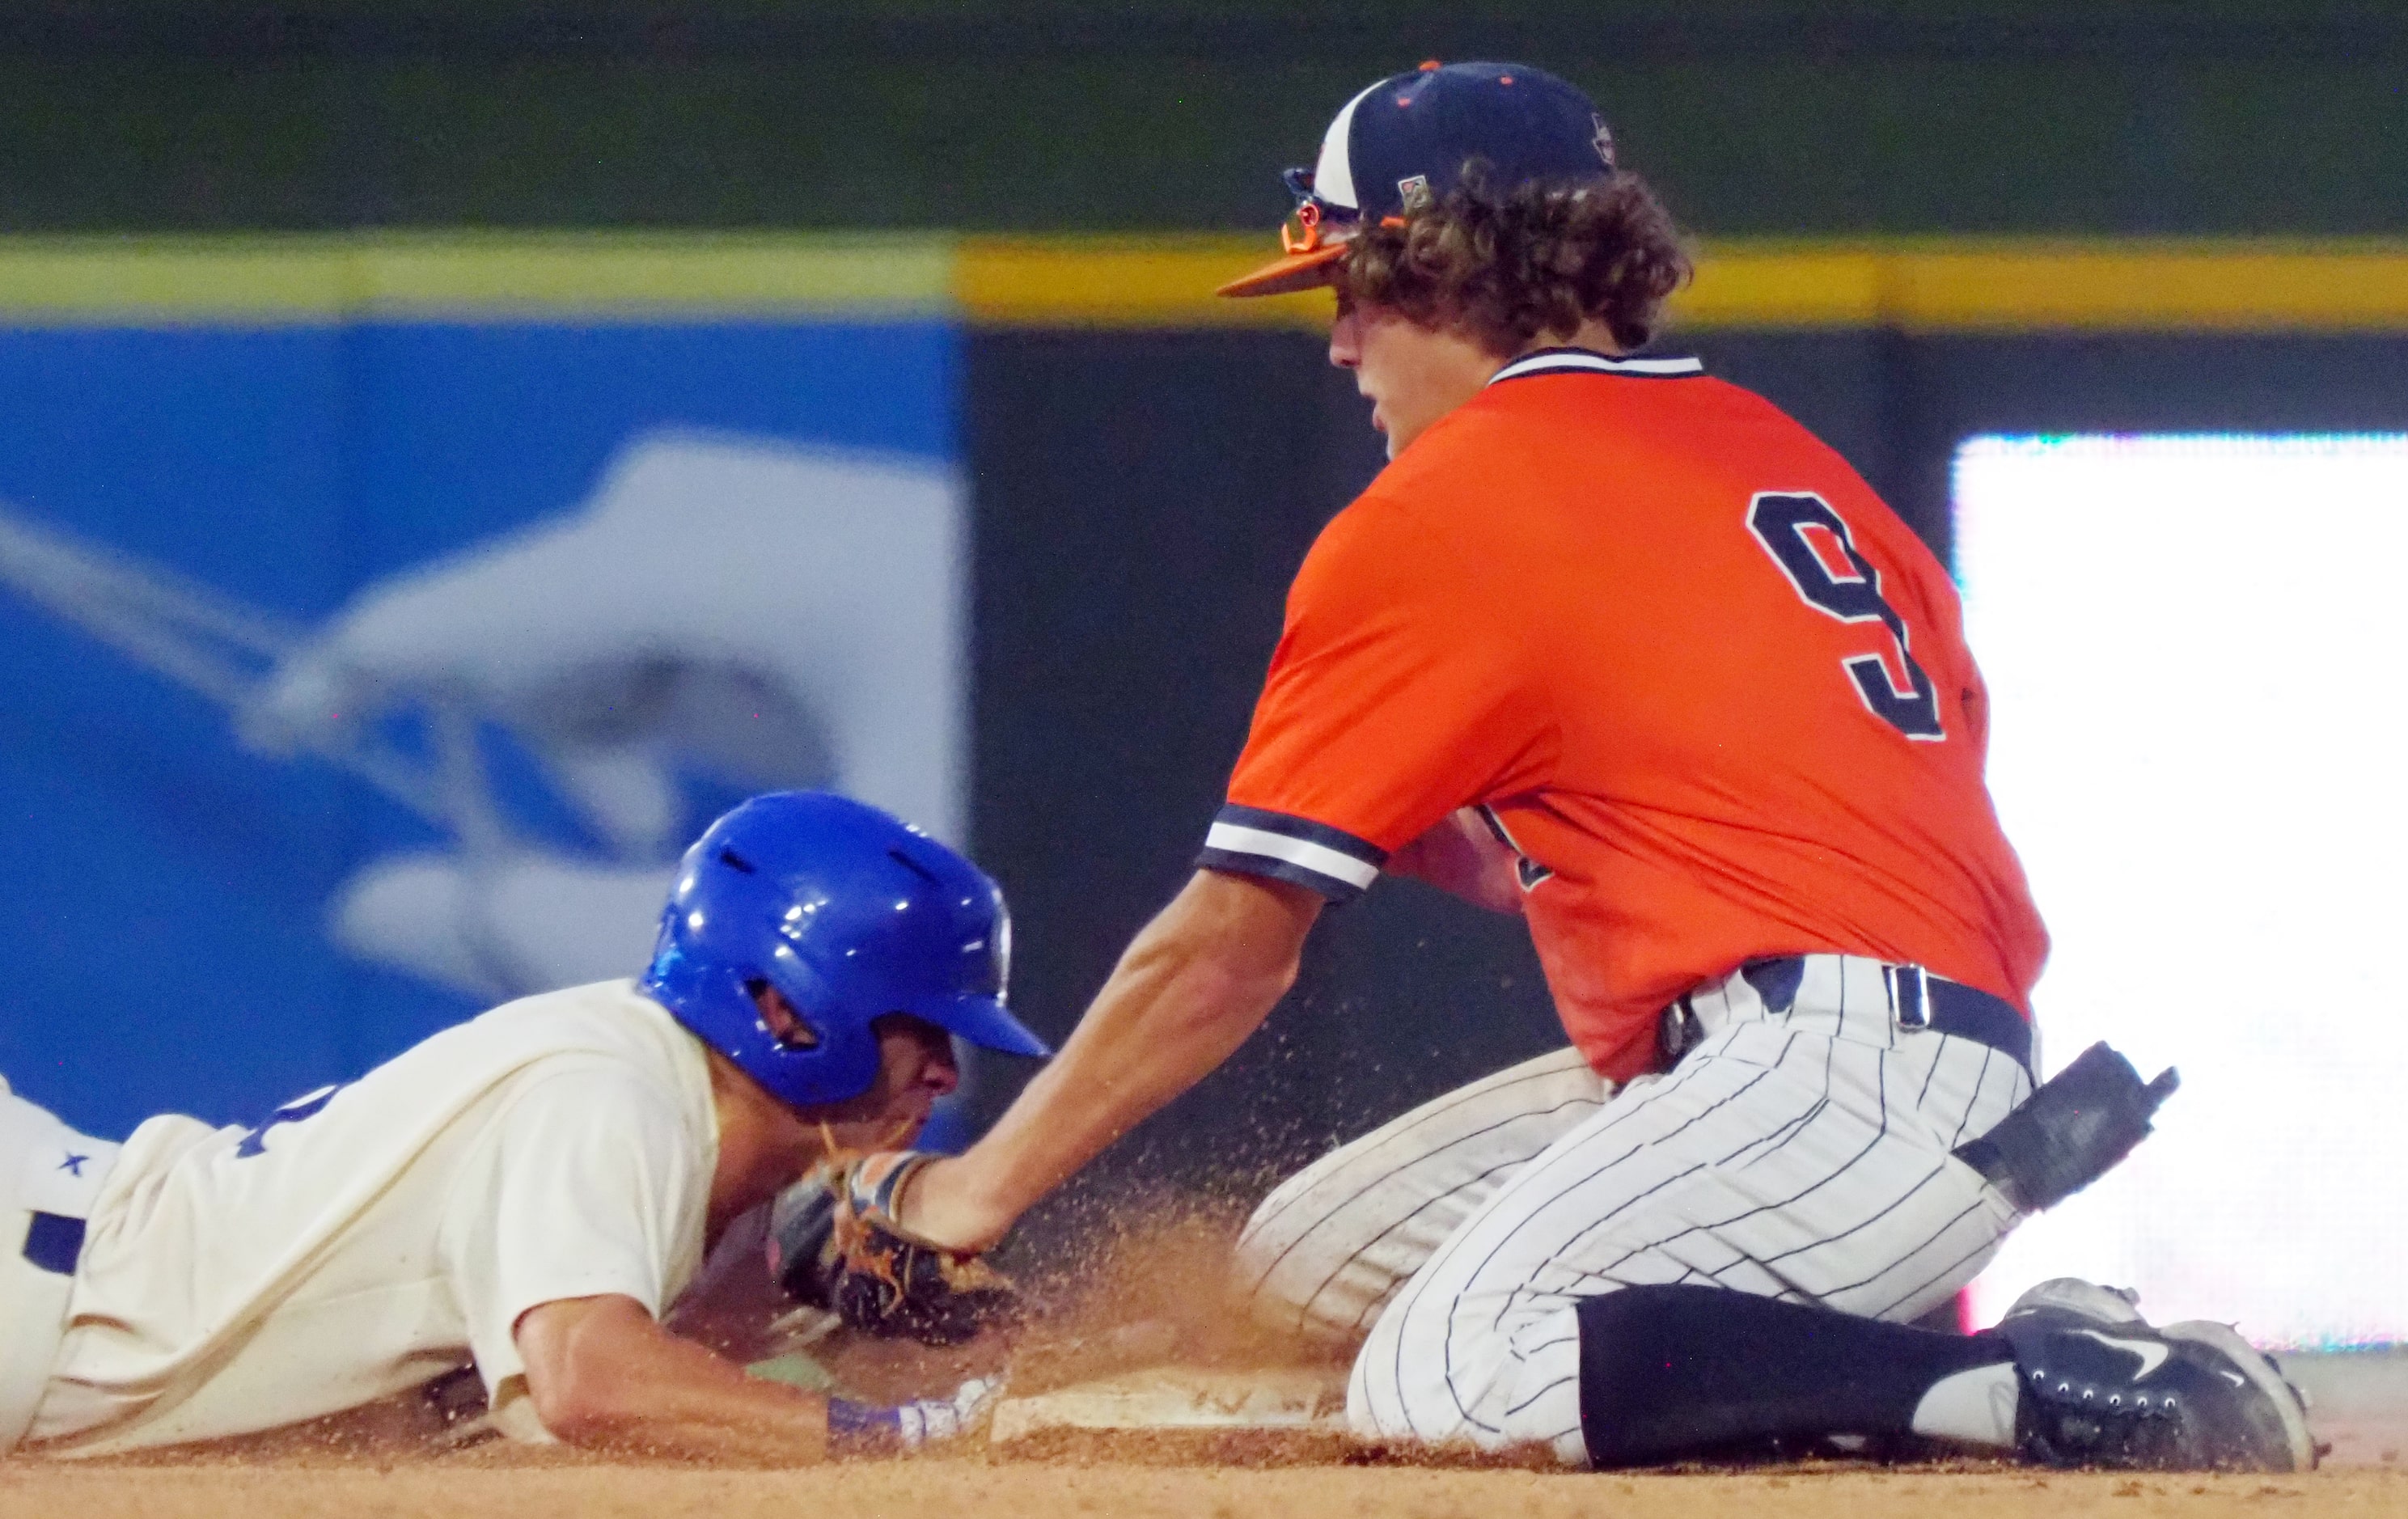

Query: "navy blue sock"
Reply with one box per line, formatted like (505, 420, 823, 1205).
(1577, 1284, 2014, 1467)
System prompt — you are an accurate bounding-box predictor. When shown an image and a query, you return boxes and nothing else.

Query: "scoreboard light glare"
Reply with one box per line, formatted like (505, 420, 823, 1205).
(1954, 434, 2408, 1350)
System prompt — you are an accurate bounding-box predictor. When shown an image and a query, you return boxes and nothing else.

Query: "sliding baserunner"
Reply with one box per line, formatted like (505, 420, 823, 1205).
(2, 792, 1044, 1460)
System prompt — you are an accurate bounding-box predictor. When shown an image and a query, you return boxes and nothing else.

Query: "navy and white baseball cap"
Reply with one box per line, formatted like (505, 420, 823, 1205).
(1219, 60, 1619, 298)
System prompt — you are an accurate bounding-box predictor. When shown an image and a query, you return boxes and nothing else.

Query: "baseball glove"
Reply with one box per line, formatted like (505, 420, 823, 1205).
(767, 1151, 1018, 1345)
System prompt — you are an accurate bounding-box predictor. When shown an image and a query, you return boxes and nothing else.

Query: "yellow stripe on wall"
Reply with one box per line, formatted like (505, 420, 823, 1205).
(954, 235, 1331, 329)
(962, 236, 2408, 333)
(0, 240, 353, 323)
(2, 233, 2406, 332)
(1891, 243, 2408, 332)
(353, 233, 956, 317)
(1682, 241, 2408, 332)
(0, 234, 955, 324)
(1676, 246, 1887, 329)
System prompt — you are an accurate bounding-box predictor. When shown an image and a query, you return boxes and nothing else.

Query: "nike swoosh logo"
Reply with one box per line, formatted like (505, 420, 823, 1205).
(2073, 1329, 2172, 1380)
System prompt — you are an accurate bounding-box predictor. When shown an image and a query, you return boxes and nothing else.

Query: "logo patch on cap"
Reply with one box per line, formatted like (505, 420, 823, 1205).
(1396, 174, 1433, 212)
(1592, 113, 1617, 168)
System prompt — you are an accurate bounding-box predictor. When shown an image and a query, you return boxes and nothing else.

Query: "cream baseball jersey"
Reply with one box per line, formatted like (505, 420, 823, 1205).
(26, 981, 717, 1456)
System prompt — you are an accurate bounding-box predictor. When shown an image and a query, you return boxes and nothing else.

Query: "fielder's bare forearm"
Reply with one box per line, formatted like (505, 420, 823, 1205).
(515, 1294, 832, 1462)
(909, 870, 1320, 1250)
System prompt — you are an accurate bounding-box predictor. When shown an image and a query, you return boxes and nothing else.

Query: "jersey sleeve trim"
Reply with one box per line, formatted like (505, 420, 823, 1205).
(1196, 803, 1387, 903)
(1488, 349, 1703, 383)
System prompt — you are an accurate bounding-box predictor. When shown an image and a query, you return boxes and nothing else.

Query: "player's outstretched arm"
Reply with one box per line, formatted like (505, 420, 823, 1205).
(904, 869, 1322, 1252)
(517, 1293, 836, 1461)
(518, 1294, 1000, 1461)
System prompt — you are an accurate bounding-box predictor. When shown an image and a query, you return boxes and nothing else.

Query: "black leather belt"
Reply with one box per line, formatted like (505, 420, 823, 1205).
(1877, 961, 2033, 1075)
(1722, 954, 2033, 1075)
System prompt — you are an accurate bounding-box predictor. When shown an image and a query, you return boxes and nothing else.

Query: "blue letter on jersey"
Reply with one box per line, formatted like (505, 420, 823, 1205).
(235, 1084, 344, 1159)
(1746, 492, 1945, 741)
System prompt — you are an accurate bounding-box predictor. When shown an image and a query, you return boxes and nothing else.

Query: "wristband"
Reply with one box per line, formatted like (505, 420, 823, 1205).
(825, 1376, 999, 1457)
(825, 1396, 904, 1456)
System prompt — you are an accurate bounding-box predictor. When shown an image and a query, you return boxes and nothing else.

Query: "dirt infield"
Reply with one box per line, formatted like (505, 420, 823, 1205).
(2, 1455, 2398, 1519)
(12, 1344, 2397, 1519)
(13, 1212, 2401, 1516)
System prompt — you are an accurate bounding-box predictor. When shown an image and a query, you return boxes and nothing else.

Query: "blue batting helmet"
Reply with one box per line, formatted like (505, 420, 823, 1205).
(641, 791, 1051, 1110)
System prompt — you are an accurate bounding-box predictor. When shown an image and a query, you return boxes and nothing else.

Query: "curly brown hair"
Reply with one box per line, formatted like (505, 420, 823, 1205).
(1336, 167, 1693, 356)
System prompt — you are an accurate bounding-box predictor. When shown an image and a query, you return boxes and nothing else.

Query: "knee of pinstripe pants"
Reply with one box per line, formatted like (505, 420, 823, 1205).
(1339, 961, 2029, 1463)
(1348, 1288, 1593, 1463)
(1231, 1047, 1613, 1347)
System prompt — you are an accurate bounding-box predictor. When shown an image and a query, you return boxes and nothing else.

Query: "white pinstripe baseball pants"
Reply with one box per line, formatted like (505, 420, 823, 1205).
(1233, 954, 2032, 1464)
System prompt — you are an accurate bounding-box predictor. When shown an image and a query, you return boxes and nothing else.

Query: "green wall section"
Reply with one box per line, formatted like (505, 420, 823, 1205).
(6, 1, 2404, 235)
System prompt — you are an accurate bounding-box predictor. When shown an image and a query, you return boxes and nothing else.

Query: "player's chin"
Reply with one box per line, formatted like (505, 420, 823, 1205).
(819, 1101, 930, 1155)
(888, 1100, 935, 1145)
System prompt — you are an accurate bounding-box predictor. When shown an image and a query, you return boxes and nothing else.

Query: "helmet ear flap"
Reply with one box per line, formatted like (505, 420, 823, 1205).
(760, 941, 880, 1097)
(739, 975, 820, 1050)
(761, 941, 831, 1034)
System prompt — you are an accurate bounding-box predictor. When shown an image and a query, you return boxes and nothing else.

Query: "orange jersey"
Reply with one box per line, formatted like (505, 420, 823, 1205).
(1198, 349, 2048, 1083)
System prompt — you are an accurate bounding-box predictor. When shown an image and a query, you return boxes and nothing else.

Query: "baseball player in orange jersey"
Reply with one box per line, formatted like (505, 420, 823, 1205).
(885, 61, 2315, 1470)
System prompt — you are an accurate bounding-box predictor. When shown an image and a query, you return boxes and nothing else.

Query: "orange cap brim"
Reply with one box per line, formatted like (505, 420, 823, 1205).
(1216, 241, 1348, 298)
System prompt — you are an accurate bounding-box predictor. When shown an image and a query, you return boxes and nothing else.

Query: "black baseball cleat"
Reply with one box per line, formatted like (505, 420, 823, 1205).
(1993, 1278, 2318, 1473)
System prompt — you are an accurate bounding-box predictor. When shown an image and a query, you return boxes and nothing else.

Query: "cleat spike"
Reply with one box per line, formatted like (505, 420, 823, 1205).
(1995, 1284, 2316, 1473)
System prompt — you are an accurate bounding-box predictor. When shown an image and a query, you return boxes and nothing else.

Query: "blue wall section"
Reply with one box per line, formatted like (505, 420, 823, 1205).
(0, 319, 958, 1139)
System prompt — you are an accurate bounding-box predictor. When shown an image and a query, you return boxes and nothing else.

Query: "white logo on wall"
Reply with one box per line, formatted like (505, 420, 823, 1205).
(0, 429, 968, 1002)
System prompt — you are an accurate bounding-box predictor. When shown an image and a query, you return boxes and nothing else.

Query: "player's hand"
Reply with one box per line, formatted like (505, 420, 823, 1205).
(767, 1153, 1018, 1345)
